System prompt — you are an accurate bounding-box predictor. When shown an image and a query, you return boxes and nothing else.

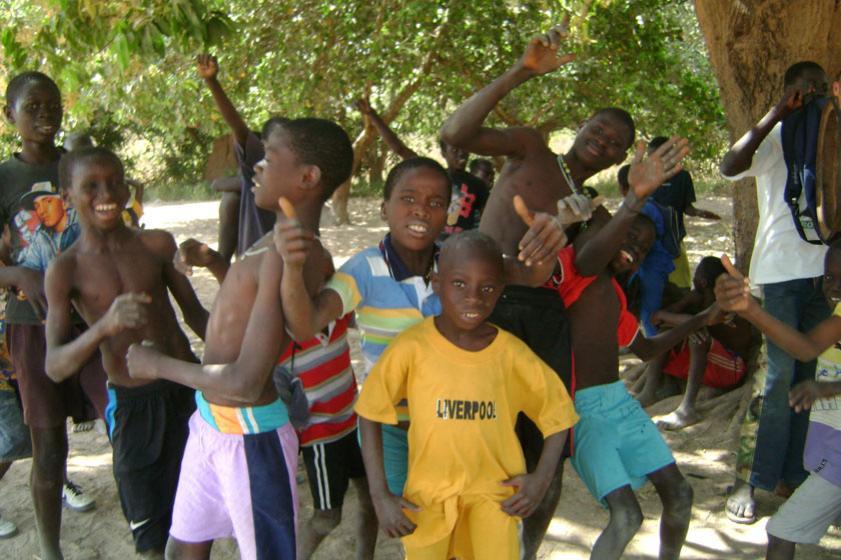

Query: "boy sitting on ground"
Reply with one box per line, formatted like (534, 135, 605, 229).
(44, 147, 208, 555)
(126, 118, 353, 560)
(355, 230, 578, 559)
(636, 256, 756, 430)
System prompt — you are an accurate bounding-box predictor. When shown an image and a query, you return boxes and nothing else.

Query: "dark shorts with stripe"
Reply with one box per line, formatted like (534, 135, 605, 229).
(106, 380, 195, 553)
(302, 428, 366, 510)
(490, 285, 572, 465)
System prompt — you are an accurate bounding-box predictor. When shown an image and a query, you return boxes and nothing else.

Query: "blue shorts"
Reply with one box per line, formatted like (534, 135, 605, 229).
(357, 422, 408, 496)
(382, 424, 408, 495)
(570, 381, 674, 506)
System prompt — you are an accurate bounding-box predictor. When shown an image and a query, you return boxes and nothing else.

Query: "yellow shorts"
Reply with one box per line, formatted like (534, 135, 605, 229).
(668, 243, 692, 289)
(404, 493, 521, 560)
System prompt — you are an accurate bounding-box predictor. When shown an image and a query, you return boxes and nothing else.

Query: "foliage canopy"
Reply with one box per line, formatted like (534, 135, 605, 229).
(1, 0, 725, 190)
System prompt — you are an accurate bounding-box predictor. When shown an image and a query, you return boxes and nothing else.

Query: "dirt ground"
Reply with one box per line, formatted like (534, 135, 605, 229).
(2, 195, 840, 559)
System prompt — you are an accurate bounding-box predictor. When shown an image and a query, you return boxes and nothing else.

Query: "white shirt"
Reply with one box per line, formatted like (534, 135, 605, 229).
(723, 122, 826, 285)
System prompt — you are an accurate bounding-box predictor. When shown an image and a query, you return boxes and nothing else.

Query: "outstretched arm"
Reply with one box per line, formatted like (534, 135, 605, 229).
(357, 98, 417, 160)
(630, 304, 720, 361)
(128, 249, 286, 402)
(197, 54, 250, 147)
(715, 256, 841, 362)
(439, 24, 575, 157)
(574, 138, 689, 276)
(174, 239, 230, 283)
(685, 203, 721, 220)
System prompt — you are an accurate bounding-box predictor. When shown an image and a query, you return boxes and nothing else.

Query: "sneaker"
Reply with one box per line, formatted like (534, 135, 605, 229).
(72, 420, 95, 433)
(0, 514, 17, 538)
(62, 480, 96, 512)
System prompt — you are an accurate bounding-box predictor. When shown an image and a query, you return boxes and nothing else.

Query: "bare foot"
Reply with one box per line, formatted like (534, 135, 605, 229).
(725, 480, 756, 524)
(656, 407, 701, 430)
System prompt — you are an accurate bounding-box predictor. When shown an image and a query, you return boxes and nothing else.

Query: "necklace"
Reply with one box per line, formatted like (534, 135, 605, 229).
(557, 154, 580, 194)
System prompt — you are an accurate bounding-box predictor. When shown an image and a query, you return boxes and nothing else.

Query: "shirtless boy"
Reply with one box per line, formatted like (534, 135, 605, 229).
(439, 23, 677, 556)
(44, 147, 208, 555)
(637, 257, 756, 430)
(126, 117, 353, 559)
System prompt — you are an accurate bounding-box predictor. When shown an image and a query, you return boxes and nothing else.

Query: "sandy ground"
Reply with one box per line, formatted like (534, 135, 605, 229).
(1, 195, 840, 559)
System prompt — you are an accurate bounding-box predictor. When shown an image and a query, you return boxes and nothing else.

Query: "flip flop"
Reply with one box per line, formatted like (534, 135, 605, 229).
(725, 491, 757, 524)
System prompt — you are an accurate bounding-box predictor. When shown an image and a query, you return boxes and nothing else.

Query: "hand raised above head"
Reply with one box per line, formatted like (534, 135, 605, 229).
(195, 54, 219, 80)
(518, 22, 576, 76)
(627, 137, 690, 199)
(355, 96, 372, 115)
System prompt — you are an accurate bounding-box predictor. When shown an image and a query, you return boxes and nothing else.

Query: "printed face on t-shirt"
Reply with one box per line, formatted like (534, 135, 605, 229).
(33, 195, 65, 229)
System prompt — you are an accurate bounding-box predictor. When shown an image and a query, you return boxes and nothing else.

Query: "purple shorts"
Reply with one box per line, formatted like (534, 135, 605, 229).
(169, 409, 299, 559)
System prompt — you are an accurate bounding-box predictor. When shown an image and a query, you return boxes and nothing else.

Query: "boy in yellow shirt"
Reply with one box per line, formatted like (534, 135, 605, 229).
(355, 230, 579, 559)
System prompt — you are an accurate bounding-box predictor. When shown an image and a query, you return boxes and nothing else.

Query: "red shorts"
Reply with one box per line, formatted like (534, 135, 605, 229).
(663, 338, 746, 390)
(7, 324, 108, 429)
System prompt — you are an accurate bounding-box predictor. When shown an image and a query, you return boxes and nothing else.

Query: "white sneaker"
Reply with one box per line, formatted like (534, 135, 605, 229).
(62, 480, 96, 512)
(0, 514, 17, 538)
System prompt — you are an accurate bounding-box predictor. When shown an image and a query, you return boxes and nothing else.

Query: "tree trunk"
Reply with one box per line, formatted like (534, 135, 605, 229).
(694, 0, 841, 272)
(330, 10, 454, 225)
(693, 1, 841, 446)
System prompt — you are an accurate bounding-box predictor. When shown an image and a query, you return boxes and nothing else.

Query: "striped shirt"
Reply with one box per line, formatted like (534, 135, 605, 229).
(326, 236, 441, 420)
(278, 314, 358, 446)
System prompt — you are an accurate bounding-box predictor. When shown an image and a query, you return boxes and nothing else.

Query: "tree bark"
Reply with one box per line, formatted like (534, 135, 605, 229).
(694, 0, 841, 272)
(330, 11, 453, 225)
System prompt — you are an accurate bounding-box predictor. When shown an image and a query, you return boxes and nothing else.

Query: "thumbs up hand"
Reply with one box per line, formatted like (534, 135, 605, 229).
(714, 255, 756, 314)
(513, 195, 567, 266)
(273, 197, 313, 270)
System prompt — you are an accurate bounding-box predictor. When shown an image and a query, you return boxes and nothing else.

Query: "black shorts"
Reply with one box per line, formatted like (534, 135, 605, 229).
(490, 285, 572, 465)
(301, 429, 365, 510)
(106, 380, 195, 553)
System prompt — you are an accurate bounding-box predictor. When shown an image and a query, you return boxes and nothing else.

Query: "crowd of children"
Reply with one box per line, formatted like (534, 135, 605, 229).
(0, 20, 839, 560)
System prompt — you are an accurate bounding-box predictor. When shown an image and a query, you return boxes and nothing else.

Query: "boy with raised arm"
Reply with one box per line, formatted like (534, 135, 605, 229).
(716, 245, 841, 560)
(44, 147, 208, 555)
(557, 143, 717, 559)
(719, 61, 832, 524)
(438, 23, 656, 556)
(127, 118, 353, 560)
(356, 97, 489, 235)
(196, 54, 276, 258)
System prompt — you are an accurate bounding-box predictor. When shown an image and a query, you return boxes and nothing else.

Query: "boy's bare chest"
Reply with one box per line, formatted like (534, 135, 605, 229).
(74, 251, 164, 312)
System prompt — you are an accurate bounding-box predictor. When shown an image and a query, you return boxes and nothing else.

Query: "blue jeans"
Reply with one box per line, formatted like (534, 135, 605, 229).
(740, 278, 830, 490)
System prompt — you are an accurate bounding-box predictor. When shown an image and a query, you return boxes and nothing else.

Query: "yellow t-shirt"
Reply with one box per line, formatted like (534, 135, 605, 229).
(355, 317, 578, 544)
